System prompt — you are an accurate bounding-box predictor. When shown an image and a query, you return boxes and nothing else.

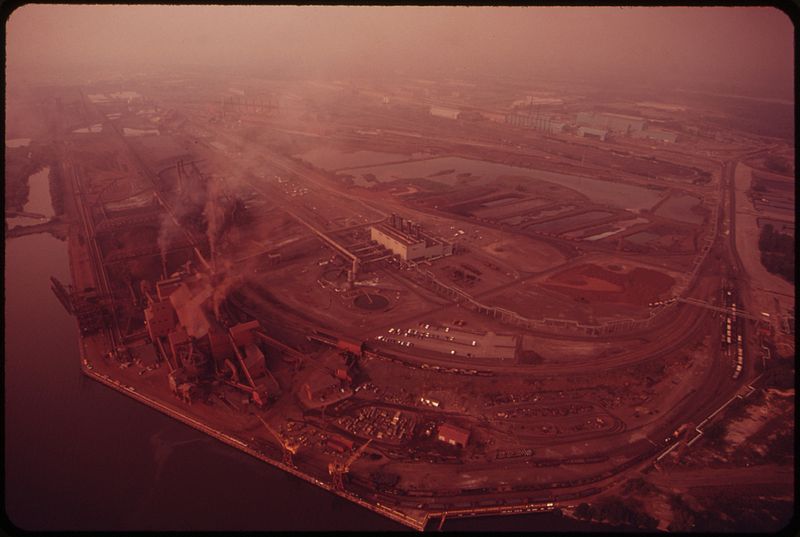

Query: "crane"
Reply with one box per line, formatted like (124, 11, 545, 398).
(256, 415, 299, 467)
(329, 439, 372, 491)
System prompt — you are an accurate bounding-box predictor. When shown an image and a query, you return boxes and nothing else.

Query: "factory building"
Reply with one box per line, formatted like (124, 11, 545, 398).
(145, 268, 275, 405)
(632, 129, 679, 143)
(152, 272, 233, 366)
(576, 112, 647, 134)
(301, 366, 353, 409)
(577, 126, 609, 141)
(144, 299, 177, 340)
(429, 106, 460, 120)
(437, 423, 470, 447)
(230, 320, 260, 347)
(370, 214, 453, 261)
(505, 114, 565, 134)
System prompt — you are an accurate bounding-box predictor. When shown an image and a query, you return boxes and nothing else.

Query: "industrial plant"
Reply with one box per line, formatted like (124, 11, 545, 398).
(5, 5, 794, 533)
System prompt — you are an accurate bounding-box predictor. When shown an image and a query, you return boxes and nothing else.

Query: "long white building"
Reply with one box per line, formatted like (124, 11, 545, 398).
(371, 215, 453, 261)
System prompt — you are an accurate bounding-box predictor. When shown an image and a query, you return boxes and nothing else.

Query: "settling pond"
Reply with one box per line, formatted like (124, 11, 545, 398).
(294, 147, 430, 171)
(342, 157, 664, 211)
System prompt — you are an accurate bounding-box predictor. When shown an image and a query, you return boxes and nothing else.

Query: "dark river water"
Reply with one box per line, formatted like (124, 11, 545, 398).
(4, 174, 628, 532)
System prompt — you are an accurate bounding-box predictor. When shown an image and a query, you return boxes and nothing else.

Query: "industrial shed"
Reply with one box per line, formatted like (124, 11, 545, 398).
(437, 423, 470, 447)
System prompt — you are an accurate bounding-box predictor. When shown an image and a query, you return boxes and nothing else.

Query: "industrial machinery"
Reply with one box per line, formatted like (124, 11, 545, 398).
(257, 415, 299, 467)
(50, 277, 110, 335)
(328, 439, 372, 491)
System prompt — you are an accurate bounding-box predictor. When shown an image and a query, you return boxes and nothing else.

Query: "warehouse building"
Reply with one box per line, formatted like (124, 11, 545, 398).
(577, 126, 609, 141)
(632, 129, 679, 143)
(429, 106, 460, 120)
(437, 423, 470, 447)
(371, 214, 453, 261)
(576, 112, 647, 134)
(505, 114, 565, 134)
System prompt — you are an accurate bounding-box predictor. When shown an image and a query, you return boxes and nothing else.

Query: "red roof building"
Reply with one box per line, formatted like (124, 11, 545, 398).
(437, 423, 470, 447)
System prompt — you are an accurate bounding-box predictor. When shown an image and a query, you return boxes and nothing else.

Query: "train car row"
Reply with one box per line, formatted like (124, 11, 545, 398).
(733, 333, 743, 379)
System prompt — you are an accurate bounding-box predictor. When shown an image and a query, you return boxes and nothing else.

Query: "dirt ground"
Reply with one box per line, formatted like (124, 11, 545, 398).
(542, 263, 675, 306)
(478, 236, 567, 273)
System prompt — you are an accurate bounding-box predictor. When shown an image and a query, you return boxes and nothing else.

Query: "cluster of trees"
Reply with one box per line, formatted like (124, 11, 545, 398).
(4, 175, 29, 213)
(765, 427, 794, 464)
(574, 496, 658, 530)
(667, 493, 734, 531)
(758, 224, 794, 283)
(621, 477, 658, 496)
(667, 493, 741, 532)
(695, 490, 793, 532)
(4, 149, 38, 213)
(702, 419, 728, 450)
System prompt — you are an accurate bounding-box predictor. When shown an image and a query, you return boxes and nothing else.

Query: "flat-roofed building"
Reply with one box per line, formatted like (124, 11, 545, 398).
(144, 299, 176, 340)
(230, 320, 260, 347)
(602, 112, 647, 133)
(430, 106, 460, 120)
(577, 126, 609, 141)
(505, 114, 565, 134)
(371, 214, 453, 261)
(633, 129, 679, 143)
(576, 112, 647, 134)
(437, 423, 470, 447)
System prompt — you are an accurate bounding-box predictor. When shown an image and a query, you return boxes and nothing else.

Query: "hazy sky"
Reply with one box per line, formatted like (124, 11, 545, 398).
(6, 5, 794, 96)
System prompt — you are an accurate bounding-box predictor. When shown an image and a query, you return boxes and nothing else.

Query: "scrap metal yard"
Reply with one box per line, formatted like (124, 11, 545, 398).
(5, 7, 794, 530)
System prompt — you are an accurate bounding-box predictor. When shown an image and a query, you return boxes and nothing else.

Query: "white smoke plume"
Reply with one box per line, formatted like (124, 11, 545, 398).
(203, 176, 223, 273)
(211, 256, 242, 320)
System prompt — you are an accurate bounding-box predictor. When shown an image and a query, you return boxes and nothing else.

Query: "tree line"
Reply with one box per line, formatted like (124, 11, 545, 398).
(758, 224, 794, 283)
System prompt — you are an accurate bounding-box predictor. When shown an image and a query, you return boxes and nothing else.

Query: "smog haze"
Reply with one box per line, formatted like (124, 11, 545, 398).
(4, 3, 796, 533)
(6, 5, 794, 99)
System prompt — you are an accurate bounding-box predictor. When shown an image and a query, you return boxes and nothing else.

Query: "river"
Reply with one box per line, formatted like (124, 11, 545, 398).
(3, 165, 401, 530)
(4, 169, 628, 531)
